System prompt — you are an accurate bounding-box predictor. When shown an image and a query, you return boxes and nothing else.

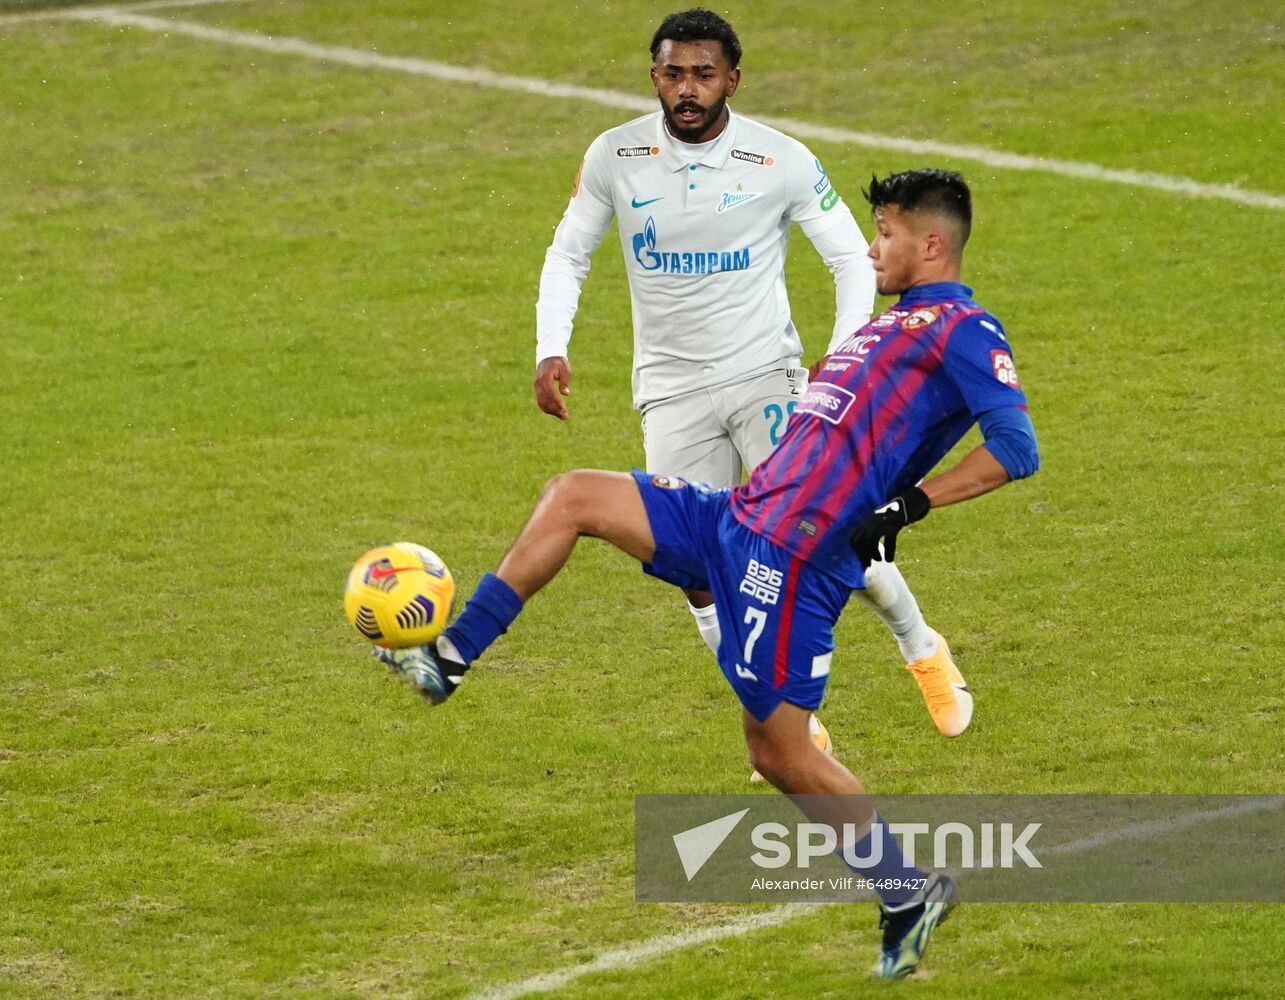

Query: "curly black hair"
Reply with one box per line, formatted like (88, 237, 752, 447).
(650, 9, 742, 68)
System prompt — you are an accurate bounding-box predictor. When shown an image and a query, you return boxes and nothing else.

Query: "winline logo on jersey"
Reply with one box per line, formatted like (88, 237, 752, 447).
(631, 216, 751, 274)
(633, 793, 1285, 903)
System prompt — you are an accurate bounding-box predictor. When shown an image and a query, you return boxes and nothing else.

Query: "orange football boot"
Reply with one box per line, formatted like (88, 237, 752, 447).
(906, 631, 972, 737)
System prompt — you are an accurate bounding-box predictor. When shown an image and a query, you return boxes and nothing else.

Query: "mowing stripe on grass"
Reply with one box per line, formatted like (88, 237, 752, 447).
(53, 7, 1285, 212)
(471, 796, 1284, 999)
(0, 0, 251, 28)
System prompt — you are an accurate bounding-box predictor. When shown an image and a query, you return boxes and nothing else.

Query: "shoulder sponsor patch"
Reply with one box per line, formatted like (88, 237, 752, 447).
(650, 475, 687, 490)
(820, 187, 839, 211)
(730, 149, 775, 166)
(617, 145, 660, 157)
(797, 383, 856, 425)
(991, 350, 1021, 388)
(813, 158, 831, 195)
(570, 159, 584, 197)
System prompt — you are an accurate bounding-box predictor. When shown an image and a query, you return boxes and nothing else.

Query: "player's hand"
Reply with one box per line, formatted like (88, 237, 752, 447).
(850, 487, 930, 566)
(534, 356, 572, 420)
(807, 354, 832, 381)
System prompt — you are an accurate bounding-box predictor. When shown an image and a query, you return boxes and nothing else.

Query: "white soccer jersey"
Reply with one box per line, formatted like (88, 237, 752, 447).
(536, 109, 875, 407)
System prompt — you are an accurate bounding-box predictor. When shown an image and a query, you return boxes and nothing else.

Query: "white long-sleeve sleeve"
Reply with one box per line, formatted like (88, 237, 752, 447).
(535, 141, 616, 364)
(801, 207, 877, 354)
(535, 215, 609, 363)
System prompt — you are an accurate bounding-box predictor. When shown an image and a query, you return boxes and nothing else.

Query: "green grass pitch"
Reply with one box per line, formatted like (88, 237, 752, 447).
(1, 1, 1282, 997)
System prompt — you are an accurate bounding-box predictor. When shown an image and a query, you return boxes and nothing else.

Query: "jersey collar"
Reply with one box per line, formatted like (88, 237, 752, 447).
(896, 281, 975, 308)
(656, 108, 739, 172)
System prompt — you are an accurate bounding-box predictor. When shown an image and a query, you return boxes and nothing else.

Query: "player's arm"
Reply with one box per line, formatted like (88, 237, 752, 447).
(851, 315, 1038, 565)
(800, 211, 876, 378)
(922, 406, 1040, 506)
(927, 315, 1039, 507)
(850, 405, 1039, 564)
(534, 143, 615, 420)
(788, 147, 876, 378)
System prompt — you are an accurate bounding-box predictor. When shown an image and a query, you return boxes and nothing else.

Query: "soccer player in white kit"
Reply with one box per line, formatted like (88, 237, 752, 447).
(533, 10, 972, 762)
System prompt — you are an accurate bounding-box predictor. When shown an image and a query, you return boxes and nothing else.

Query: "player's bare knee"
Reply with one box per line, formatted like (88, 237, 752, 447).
(746, 733, 789, 785)
(536, 471, 594, 529)
(746, 742, 777, 784)
(557, 470, 628, 537)
(749, 749, 805, 793)
(747, 723, 822, 791)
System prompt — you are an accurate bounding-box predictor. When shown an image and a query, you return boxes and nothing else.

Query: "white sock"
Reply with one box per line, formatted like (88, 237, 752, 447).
(853, 560, 939, 663)
(688, 601, 721, 656)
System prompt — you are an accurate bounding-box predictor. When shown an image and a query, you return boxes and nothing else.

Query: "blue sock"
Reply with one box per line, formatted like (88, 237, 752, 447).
(441, 573, 524, 664)
(840, 814, 930, 909)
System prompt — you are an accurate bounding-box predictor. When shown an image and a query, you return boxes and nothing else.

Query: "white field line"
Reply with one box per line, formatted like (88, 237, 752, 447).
(470, 904, 815, 1000)
(118, 0, 260, 12)
(47, 6, 1285, 212)
(471, 796, 1284, 1000)
(0, 0, 251, 28)
(1037, 794, 1283, 858)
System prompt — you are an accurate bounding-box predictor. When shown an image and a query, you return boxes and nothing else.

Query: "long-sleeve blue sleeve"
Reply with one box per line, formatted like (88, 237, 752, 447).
(978, 405, 1040, 480)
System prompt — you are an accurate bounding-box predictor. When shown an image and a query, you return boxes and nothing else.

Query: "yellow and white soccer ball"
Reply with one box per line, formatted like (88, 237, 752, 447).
(344, 542, 455, 649)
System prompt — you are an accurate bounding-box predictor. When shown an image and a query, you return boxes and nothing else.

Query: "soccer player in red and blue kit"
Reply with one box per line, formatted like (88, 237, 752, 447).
(375, 169, 1039, 979)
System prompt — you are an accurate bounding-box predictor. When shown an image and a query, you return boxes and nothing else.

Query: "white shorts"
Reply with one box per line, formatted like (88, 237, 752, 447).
(641, 362, 807, 488)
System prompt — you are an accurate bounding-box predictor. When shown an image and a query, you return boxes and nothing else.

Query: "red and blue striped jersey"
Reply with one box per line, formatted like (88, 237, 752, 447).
(728, 281, 1029, 586)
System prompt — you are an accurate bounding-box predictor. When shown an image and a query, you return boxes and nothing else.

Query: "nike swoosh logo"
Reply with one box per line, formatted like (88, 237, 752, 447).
(631, 195, 664, 208)
(370, 565, 416, 582)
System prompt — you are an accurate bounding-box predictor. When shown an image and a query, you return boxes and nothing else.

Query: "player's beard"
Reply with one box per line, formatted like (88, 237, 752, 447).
(661, 94, 728, 143)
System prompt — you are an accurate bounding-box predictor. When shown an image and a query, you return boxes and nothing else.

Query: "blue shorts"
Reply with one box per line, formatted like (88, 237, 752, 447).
(632, 471, 851, 722)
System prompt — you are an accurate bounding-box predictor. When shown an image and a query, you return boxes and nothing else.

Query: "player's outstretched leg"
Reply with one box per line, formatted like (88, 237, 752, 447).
(855, 560, 972, 737)
(375, 470, 656, 703)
